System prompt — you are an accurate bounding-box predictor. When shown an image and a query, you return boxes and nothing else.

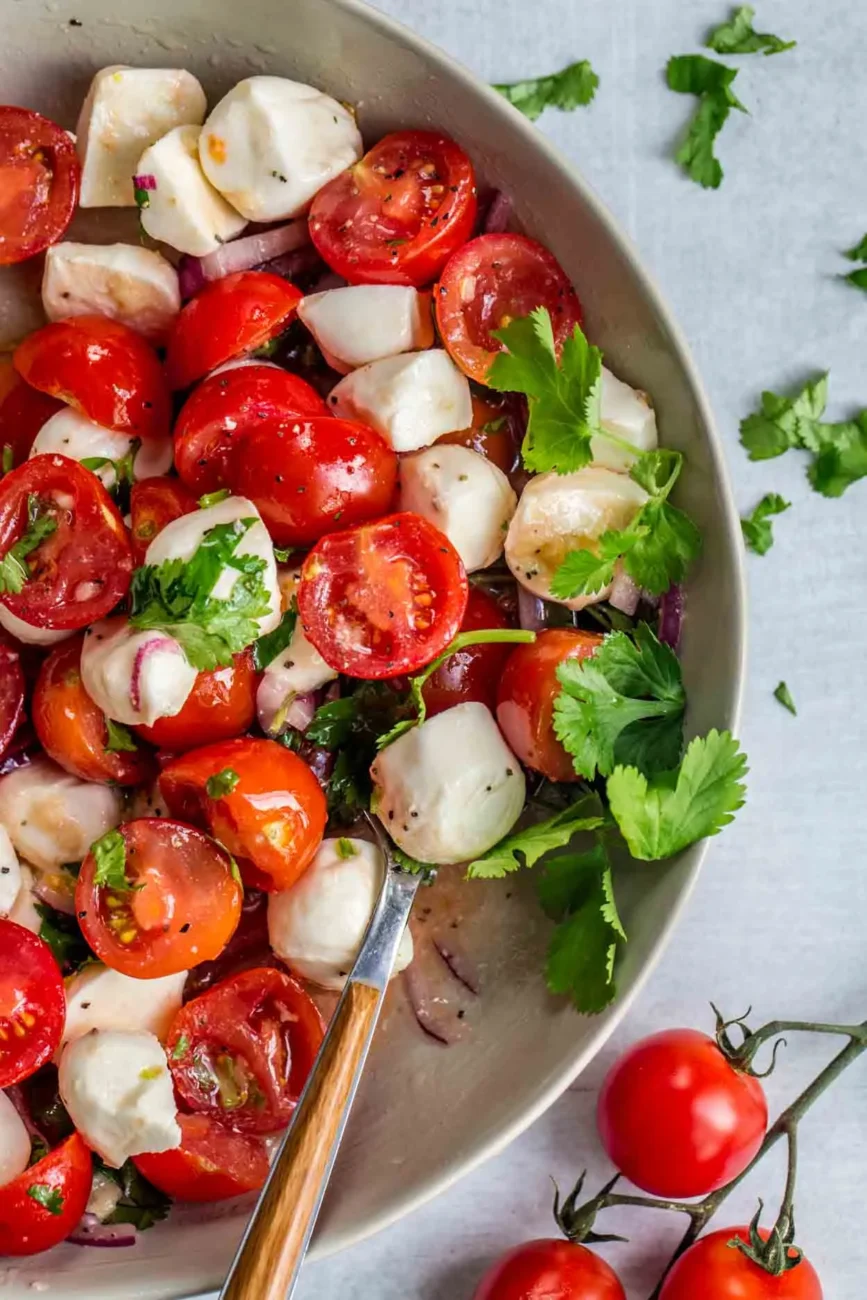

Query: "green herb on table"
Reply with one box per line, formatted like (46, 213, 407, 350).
(666, 55, 747, 190)
(706, 5, 796, 56)
(843, 233, 867, 292)
(0, 494, 58, 595)
(493, 60, 599, 121)
(774, 680, 797, 715)
(740, 492, 790, 554)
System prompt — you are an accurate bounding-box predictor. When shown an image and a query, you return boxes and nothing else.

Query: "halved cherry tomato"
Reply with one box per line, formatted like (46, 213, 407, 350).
(0, 106, 80, 266)
(134, 649, 257, 752)
(33, 635, 153, 784)
(422, 587, 512, 717)
(298, 512, 468, 679)
(496, 628, 603, 783)
(658, 1226, 822, 1300)
(14, 316, 171, 439)
(0, 637, 25, 759)
(166, 272, 303, 391)
(133, 1113, 269, 1202)
(0, 920, 65, 1087)
(437, 393, 518, 477)
(231, 416, 398, 547)
(473, 1240, 626, 1300)
(129, 475, 198, 566)
(167, 967, 325, 1134)
(173, 364, 328, 496)
(0, 1132, 93, 1256)
(159, 738, 326, 892)
(309, 130, 477, 287)
(0, 454, 133, 630)
(0, 358, 63, 468)
(75, 818, 243, 979)
(436, 233, 583, 383)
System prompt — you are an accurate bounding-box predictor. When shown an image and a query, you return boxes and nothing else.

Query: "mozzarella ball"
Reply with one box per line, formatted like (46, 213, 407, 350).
(505, 467, 649, 611)
(0, 825, 21, 917)
(591, 367, 658, 471)
(268, 837, 414, 990)
(7, 864, 40, 934)
(0, 604, 72, 646)
(399, 445, 516, 573)
(76, 66, 207, 208)
(61, 966, 187, 1048)
(42, 242, 181, 344)
(0, 1091, 31, 1188)
(298, 286, 433, 374)
(80, 617, 198, 728)
(31, 409, 172, 490)
(371, 703, 525, 864)
(329, 350, 472, 453)
(136, 124, 248, 257)
(58, 1030, 181, 1168)
(0, 759, 123, 872)
(199, 76, 362, 222)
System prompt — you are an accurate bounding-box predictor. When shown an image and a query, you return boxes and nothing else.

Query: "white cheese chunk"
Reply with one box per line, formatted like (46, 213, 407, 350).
(591, 367, 659, 471)
(0, 825, 21, 917)
(137, 124, 247, 257)
(370, 703, 525, 864)
(329, 350, 472, 453)
(58, 1030, 181, 1168)
(298, 286, 433, 374)
(7, 864, 40, 935)
(505, 467, 649, 611)
(268, 837, 413, 990)
(0, 1091, 31, 1188)
(76, 66, 207, 208)
(80, 617, 198, 728)
(258, 620, 337, 713)
(0, 758, 123, 872)
(199, 76, 362, 222)
(31, 409, 172, 490)
(398, 445, 516, 573)
(42, 242, 181, 343)
(0, 605, 73, 647)
(61, 967, 187, 1048)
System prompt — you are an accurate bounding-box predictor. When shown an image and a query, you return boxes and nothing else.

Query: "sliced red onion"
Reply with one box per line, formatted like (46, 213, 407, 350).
(483, 190, 513, 234)
(177, 222, 311, 301)
(306, 270, 347, 295)
(132, 174, 157, 191)
(402, 964, 461, 1045)
(130, 636, 184, 713)
(260, 245, 324, 283)
(0, 723, 39, 777)
(298, 741, 334, 788)
(177, 255, 207, 301)
(255, 670, 319, 738)
(69, 1215, 138, 1248)
(659, 584, 684, 649)
(284, 691, 317, 733)
(32, 867, 77, 916)
(517, 585, 550, 632)
(432, 935, 480, 995)
(608, 568, 641, 616)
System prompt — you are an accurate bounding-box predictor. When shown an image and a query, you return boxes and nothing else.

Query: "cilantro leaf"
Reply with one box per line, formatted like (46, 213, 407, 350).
(206, 767, 240, 798)
(740, 493, 790, 554)
(807, 413, 867, 497)
(538, 842, 626, 1013)
(35, 903, 92, 974)
(774, 680, 797, 715)
(667, 55, 747, 190)
(607, 729, 748, 860)
(845, 234, 867, 262)
(27, 1184, 64, 1215)
(335, 838, 356, 859)
(0, 495, 58, 595)
(549, 532, 624, 602)
(104, 718, 139, 754)
(622, 498, 702, 594)
(95, 1159, 171, 1231)
(198, 488, 231, 509)
(306, 696, 362, 749)
(466, 795, 605, 879)
(391, 845, 437, 882)
(306, 682, 414, 820)
(493, 60, 599, 121)
(90, 829, 136, 892)
(252, 609, 297, 671)
(740, 374, 829, 460)
(845, 267, 867, 293)
(707, 5, 796, 55)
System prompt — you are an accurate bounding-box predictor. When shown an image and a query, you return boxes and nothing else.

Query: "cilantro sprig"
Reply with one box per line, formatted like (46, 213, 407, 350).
(740, 492, 790, 555)
(0, 494, 58, 595)
(466, 796, 606, 879)
(707, 6, 796, 56)
(538, 841, 626, 1013)
(843, 234, 867, 293)
(666, 55, 747, 190)
(493, 60, 599, 121)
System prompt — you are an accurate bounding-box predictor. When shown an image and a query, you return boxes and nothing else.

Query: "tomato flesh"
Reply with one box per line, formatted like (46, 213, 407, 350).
(659, 1227, 823, 1300)
(0, 106, 80, 266)
(422, 586, 512, 717)
(129, 475, 198, 566)
(134, 649, 257, 752)
(0, 358, 63, 469)
(133, 1113, 269, 1202)
(472, 1239, 626, 1300)
(437, 393, 518, 477)
(0, 1132, 93, 1256)
(0, 638, 26, 759)
(0, 919, 66, 1087)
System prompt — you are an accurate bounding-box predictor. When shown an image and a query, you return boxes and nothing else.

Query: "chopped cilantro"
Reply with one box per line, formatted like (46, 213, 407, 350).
(740, 492, 791, 555)
(104, 718, 139, 754)
(666, 55, 747, 189)
(774, 680, 797, 715)
(171, 1034, 190, 1060)
(391, 846, 437, 882)
(493, 59, 599, 121)
(139, 1065, 164, 1081)
(27, 1184, 64, 1215)
(95, 1159, 171, 1231)
(206, 767, 240, 798)
(0, 494, 58, 595)
(707, 5, 796, 55)
(80, 439, 140, 509)
(335, 838, 356, 859)
(90, 829, 136, 892)
(35, 902, 92, 974)
(537, 841, 625, 1013)
(252, 608, 297, 671)
(466, 795, 605, 879)
(306, 695, 363, 749)
(845, 234, 867, 263)
(1, 444, 12, 475)
(845, 267, 867, 293)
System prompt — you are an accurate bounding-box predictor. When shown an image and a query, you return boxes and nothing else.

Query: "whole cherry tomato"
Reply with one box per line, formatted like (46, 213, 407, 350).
(133, 1113, 269, 1202)
(0, 358, 63, 468)
(0, 1133, 92, 1256)
(129, 475, 198, 566)
(0, 920, 66, 1088)
(658, 1226, 823, 1300)
(422, 586, 512, 716)
(0, 106, 80, 266)
(473, 1239, 626, 1300)
(134, 649, 257, 752)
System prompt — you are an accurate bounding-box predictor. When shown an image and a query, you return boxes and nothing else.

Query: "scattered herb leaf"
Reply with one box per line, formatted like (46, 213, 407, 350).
(740, 492, 791, 554)
(740, 375, 867, 497)
(206, 767, 240, 799)
(538, 841, 625, 1013)
(493, 59, 599, 121)
(666, 55, 747, 190)
(707, 5, 796, 56)
(774, 680, 797, 715)
(27, 1184, 64, 1215)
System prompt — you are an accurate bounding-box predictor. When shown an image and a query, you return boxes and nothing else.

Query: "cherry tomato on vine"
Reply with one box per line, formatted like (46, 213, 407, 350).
(0, 1132, 92, 1256)
(133, 1113, 269, 1202)
(0, 106, 80, 266)
(134, 650, 257, 752)
(422, 586, 512, 717)
(129, 475, 198, 566)
(658, 1226, 823, 1300)
(0, 919, 65, 1088)
(0, 358, 63, 468)
(472, 1239, 626, 1300)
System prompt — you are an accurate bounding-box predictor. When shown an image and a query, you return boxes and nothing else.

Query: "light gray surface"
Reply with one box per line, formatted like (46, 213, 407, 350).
(285, 1, 867, 1297)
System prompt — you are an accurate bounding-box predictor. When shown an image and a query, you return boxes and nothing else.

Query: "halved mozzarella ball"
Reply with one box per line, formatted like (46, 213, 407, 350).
(80, 617, 198, 728)
(75, 66, 207, 208)
(61, 967, 187, 1048)
(370, 702, 525, 864)
(268, 837, 413, 990)
(0, 605, 72, 647)
(145, 495, 282, 636)
(42, 242, 181, 343)
(0, 758, 124, 872)
(7, 864, 40, 934)
(257, 621, 337, 735)
(0, 1091, 31, 1188)
(505, 467, 649, 611)
(329, 351, 472, 453)
(31, 409, 173, 490)
(591, 367, 658, 471)
(298, 286, 433, 374)
(58, 1030, 181, 1168)
(136, 124, 248, 257)
(399, 445, 516, 573)
(199, 76, 363, 222)
(0, 825, 21, 917)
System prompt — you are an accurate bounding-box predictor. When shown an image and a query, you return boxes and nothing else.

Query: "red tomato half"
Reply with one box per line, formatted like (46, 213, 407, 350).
(436, 233, 583, 383)
(0, 454, 133, 630)
(159, 738, 327, 892)
(298, 512, 468, 679)
(0, 1132, 93, 1256)
(129, 476, 198, 566)
(133, 1113, 269, 1202)
(173, 364, 328, 496)
(659, 1227, 823, 1300)
(75, 818, 243, 979)
(134, 649, 257, 752)
(0, 359, 63, 468)
(0, 106, 80, 266)
(166, 272, 303, 391)
(437, 394, 518, 477)
(309, 130, 477, 287)
(496, 629, 603, 783)
(14, 316, 171, 439)
(473, 1239, 626, 1300)
(422, 586, 511, 717)
(231, 416, 398, 547)
(167, 967, 325, 1134)
(33, 635, 153, 785)
(597, 1029, 768, 1199)
(0, 920, 65, 1087)
(0, 637, 25, 759)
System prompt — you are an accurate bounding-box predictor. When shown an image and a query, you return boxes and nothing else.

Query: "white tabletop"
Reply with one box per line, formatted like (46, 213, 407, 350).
(240, 1, 867, 1295)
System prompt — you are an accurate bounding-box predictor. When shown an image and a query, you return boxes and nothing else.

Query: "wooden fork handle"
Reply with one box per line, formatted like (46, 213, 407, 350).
(222, 981, 382, 1300)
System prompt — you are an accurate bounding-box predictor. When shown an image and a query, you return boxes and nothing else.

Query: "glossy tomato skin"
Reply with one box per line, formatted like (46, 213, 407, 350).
(0, 454, 133, 630)
(0, 636, 26, 760)
(159, 737, 327, 892)
(298, 512, 468, 680)
(76, 818, 243, 979)
(0, 1132, 93, 1256)
(173, 364, 328, 496)
(133, 1113, 269, 1202)
(436, 233, 583, 383)
(134, 649, 257, 752)
(473, 1240, 626, 1300)
(597, 1030, 768, 1199)
(0, 107, 80, 266)
(166, 272, 303, 391)
(33, 636, 154, 784)
(0, 920, 66, 1087)
(309, 130, 477, 287)
(659, 1227, 823, 1300)
(422, 586, 511, 717)
(166, 967, 325, 1134)
(0, 358, 63, 468)
(231, 416, 398, 547)
(437, 394, 518, 477)
(129, 476, 198, 566)
(496, 629, 603, 783)
(14, 316, 171, 439)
